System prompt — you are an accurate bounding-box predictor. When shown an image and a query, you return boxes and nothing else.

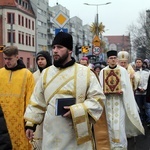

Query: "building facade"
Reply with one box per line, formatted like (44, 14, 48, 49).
(30, 0, 49, 53)
(0, 0, 36, 70)
(104, 35, 131, 62)
(0, 1, 132, 69)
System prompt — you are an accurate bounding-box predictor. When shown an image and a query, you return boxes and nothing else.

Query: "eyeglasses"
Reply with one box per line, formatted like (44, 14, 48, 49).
(29, 138, 42, 150)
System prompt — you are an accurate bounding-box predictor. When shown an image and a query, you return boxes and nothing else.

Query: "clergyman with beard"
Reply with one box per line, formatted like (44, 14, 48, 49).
(24, 32, 109, 150)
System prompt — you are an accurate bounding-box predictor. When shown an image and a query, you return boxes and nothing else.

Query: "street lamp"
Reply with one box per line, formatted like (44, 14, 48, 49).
(84, 2, 111, 35)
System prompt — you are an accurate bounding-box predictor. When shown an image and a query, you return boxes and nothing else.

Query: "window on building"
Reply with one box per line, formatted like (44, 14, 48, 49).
(22, 32, 24, 44)
(22, 1, 25, 7)
(38, 20, 42, 26)
(29, 34, 31, 46)
(18, 14, 21, 25)
(17, 0, 21, 5)
(27, 58, 30, 68)
(38, 32, 41, 38)
(25, 18, 28, 28)
(45, 34, 47, 39)
(32, 35, 35, 46)
(22, 16, 24, 26)
(7, 30, 15, 43)
(33, 58, 35, 69)
(43, 11, 46, 16)
(37, 8, 42, 14)
(18, 32, 21, 44)
(26, 33, 28, 45)
(29, 19, 30, 29)
(25, 2, 28, 9)
(32, 21, 34, 30)
(7, 13, 15, 24)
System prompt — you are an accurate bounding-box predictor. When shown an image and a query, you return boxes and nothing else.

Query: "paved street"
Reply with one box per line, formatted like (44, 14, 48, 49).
(128, 123, 150, 150)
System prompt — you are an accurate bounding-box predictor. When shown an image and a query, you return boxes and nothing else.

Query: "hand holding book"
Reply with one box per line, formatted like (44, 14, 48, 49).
(55, 98, 76, 116)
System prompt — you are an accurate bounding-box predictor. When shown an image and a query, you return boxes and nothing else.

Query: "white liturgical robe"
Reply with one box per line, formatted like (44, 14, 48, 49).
(99, 65, 144, 149)
(24, 63, 106, 150)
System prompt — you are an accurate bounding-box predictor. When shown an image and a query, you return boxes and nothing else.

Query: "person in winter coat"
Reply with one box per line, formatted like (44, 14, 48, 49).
(33, 51, 52, 83)
(0, 105, 12, 150)
(32, 50, 52, 149)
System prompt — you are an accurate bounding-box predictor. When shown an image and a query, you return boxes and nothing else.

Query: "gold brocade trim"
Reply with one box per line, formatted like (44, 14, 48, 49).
(112, 138, 120, 143)
(29, 101, 46, 111)
(82, 103, 94, 148)
(46, 76, 74, 105)
(24, 118, 39, 125)
(43, 67, 50, 89)
(26, 121, 35, 127)
(87, 67, 91, 90)
(57, 90, 73, 95)
(94, 106, 111, 150)
(77, 135, 92, 145)
(70, 103, 93, 148)
(99, 98, 104, 107)
(43, 66, 72, 90)
(74, 115, 86, 124)
(74, 63, 77, 98)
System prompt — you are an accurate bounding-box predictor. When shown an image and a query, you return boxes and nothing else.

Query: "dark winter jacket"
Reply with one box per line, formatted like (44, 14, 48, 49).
(146, 75, 150, 103)
(0, 106, 12, 150)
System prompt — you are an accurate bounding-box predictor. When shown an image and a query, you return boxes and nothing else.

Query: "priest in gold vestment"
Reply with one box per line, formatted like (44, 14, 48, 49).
(24, 32, 108, 150)
(0, 46, 35, 150)
(118, 50, 139, 90)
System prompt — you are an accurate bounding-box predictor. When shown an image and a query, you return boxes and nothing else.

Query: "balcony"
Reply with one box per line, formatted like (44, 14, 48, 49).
(47, 39, 53, 45)
(47, 18, 54, 24)
(47, 28, 55, 35)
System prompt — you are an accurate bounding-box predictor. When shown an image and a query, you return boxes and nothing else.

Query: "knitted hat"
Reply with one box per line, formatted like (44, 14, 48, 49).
(80, 56, 89, 61)
(94, 64, 101, 70)
(118, 51, 129, 60)
(107, 50, 117, 58)
(36, 51, 52, 71)
(52, 32, 73, 50)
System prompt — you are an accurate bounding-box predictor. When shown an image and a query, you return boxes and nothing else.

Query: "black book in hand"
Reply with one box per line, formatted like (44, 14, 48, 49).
(55, 98, 76, 116)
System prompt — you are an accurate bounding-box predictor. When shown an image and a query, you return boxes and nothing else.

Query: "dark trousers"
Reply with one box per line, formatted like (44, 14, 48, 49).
(135, 95, 150, 123)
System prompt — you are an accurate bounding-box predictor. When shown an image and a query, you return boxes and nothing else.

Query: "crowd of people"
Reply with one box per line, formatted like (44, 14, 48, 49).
(0, 32, 150, 150)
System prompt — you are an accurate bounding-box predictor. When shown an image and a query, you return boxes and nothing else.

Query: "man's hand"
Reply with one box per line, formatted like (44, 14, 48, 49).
(26, 129, 34, 140)
(130, 74, 134, 79)
(63, 106, 72, 118)
(139, 88, 145, 92)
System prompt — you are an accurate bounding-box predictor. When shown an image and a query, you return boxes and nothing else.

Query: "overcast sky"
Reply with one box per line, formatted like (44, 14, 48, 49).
(49, 0, 150, 36)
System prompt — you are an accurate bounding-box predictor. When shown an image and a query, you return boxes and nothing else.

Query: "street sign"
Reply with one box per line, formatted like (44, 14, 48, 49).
(55, 28, 68, 35)
(81, 46, 89, 54)
(92, 46, 101, 55)
(92, 35, 100, 47)
(53, 11, 69, 28)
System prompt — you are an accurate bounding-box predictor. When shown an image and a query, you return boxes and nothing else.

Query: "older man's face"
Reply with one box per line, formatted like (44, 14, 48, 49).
(118, 60, 128, 68)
